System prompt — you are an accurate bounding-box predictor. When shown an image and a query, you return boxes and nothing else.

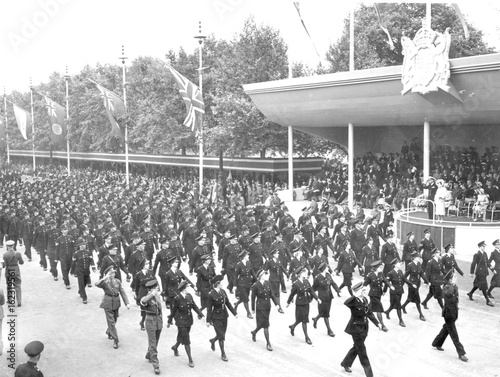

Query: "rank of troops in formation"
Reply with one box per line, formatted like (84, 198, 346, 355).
(1, 174, 499, 376)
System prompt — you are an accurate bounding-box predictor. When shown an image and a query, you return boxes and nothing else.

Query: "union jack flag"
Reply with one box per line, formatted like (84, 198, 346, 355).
(90, 80, 125, 139)
(166, 65, 204, 132)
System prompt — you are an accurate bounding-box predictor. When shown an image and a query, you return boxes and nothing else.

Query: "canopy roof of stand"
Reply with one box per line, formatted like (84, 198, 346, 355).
(243, 53, 500, 142)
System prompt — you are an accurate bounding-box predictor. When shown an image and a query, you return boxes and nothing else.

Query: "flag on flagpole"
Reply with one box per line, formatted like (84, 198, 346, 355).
(293, 2, 321, 58)
(373, 4, 395, 50)
(13, 103, 32, 140)
(40, 94, 67, 145)
(166, 65, 204, 133)
(90, 79, 125, 139)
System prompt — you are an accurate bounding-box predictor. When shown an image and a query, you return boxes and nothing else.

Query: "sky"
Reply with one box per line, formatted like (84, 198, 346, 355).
(0, 0, 499, 93)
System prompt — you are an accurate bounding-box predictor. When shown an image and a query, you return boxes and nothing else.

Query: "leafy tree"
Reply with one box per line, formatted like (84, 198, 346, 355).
(326, 3, 497, 73)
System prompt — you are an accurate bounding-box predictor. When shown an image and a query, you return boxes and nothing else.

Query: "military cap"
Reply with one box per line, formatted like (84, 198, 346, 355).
(431, 247, 439, 254)
(317, 224, 327, 232)
(370, 260, 383, 268)
(352, 282, 364, 292)
(228, 234, 236, 240)
(478, 240, 486, 247)
(136, 239, 145, 247)
(145, 279, 159, 289)
(270, 248, 279, 256)
(493, 239, 500, 246)
(107, 244, 118, 250)
(444, 243, 452, 252)
(5, 240, 15, 246)
(158, 236, 168, 244)
(410, 251, 420, 258)
(295, 266, 307, 276)
(212, 275, 224, 286)
(366, 236, 373, 243)
(103, 265, 116, 275)
(178, 281, 189, 292)
(263, 221, 272, 228)
(407, 231, 414, 237)
(201, 254, 212, 262)
(77, 238, 86, 246)
(292, 246, 301, 253)
(390, 258, 400, 265)
(241, 225, 249, 231)
(256, 269, 267, 279)
(24, 340, 44, 357)
(317, 262, 327, 272)
(283, 206, 289, 211)
(60, 225, 68, 231)
(251, 232, 261, 239)
(195, 234, 204, 242)
(132, 232, 140, 239)
(228, 213, 235, 219)
(301, 207, 308, 211)
(424, 228, 431, 234)
(166, 254, 178, 263)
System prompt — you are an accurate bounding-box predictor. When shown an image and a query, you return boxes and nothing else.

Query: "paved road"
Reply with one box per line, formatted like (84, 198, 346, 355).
(1, 202, 499, 377)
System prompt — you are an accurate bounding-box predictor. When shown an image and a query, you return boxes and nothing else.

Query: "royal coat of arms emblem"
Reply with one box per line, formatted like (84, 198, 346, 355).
(401, 20, 451, 95)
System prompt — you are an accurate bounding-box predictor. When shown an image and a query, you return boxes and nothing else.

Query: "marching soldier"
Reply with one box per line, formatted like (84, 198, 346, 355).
(380, 233, 400, 276)
(402, 251, 429, 321)
(55, 225, 75, 289)
(2, 240, 23, 306)
(100, 244, 131, 283)
(20, 211, 35, 261)
(70, 238, 97, 304)
(422, 248, 445, 310)
(32, 217, 48, 271)
(233, 251, 256, 318)
(441, 244, 464, 278)
(222, 234, 242, 294)
(385, 259, 413, 327)
(197, 254, 215, 311)
(402, 231, 418, 270)
(468, 241, 495, 306)
(487, 239, 500, 298)
(419, 229, 435, 271)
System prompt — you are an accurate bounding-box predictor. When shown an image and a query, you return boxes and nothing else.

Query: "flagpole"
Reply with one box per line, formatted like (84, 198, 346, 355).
(29, 78, 35, 171)
(195, 22, 206, 196)
(3, 86, 9, 164)
(119, 45, 129, 189)
(64, 66, 71, 176)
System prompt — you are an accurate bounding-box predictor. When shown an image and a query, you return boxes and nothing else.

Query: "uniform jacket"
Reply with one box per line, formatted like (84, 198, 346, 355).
(168, 293, 203, 327)
(470, 250, 490, 277)
(251, 280, 278, 312)
(420, 237, 435, 262)
(196, 264, 215, 293)
(165, 269, 194, 299)
(313, 272, 338, 301)
(336, 250, 362, 274)
(363, 271, 389, 298)
(96, 277, 129, 310)
(235, 261, 255, 287)
(441, 253, 464, 276)
(442, 282, 459, 320)
(70, 249, 95, 276)
(402, 239, 418, 262)
(287, 278, 319, 306)
(264, 258, 288, 282)
(404, 261, 428, 287)
(206, 288, 236, 322)
(386, 269, 411, 294)
(426, 258, 444, 285)
(343, 296, 379, 336)
(55, 235, 75, 260)
(3, 249, 24, 277)
(380, 242, 400, 265)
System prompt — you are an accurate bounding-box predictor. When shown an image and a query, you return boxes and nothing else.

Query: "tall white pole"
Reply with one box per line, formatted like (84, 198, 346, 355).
(349, 6, 355, 72)
(426, 2, 431, 28)
(195, 22, 206, 195)
(3, 86, 9, 164)
(120, 45, 129, 188)
(348, 6, 355, 209)
(424, 120, 430, 180)
(64, 66, 71, 176)
(29, 78, 35, 171)
(288, 44, 294, 201)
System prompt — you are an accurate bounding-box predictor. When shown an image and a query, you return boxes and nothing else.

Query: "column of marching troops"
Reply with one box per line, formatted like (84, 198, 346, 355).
(1, 176, 500, 377)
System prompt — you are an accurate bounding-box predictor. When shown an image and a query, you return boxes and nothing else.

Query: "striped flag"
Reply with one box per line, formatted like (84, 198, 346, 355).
(41, 94, 66, 145)
(90, 79, 125, 139)
(13, 103, 32, 140)
(166, 65, 204, 132)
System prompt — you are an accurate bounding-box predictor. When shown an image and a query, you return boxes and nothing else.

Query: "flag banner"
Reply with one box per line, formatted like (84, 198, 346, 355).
(41, 94, 67, 145)
(166, 65, 204, 133)
(90, 79, 125, 139)
(293, 2, 321, 58)
(13, 103, 32, 140)
(374, 4, 395, 50)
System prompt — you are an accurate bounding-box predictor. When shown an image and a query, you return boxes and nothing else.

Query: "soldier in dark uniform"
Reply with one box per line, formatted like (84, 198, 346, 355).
(271, 232, 289, 279)
(189, 235, 209, 275)
(197, 254, 215, 311)
(141, 222, 158, 264)
(402, 251, 429, 321)
(233, 251, 256, 318)
(153, 237, 173, 296)
(264, 248, 287, 313)
(432, 272, 468, 362)
(365, 218, 381, 257)
(124, 232, 140, 267)
(248, 232, 265, 271)
(250, 268, 280, 351)
(168, 280, 204, 368)
(380, 233, 400, 276)
(165, 257, 195, 310)
(167, 229, 184, 262)
(332, 222, 349, 260)
(312, 224, 334, 258)
(7, 211, 21, 250)
(182, 220, 198, 262)
(468, 241, 495, 306)
(260, 221, 275, 257)
(360, 237, 378, 277)
(286, 266, 320, 345)
(350, 220, 366, 262)
(2, 240, 23, 306)
(32, 217, 48, 271)
(335, 241, 363, 296)
(70, 237, 97, 304)
(14, 340, 44, 377)
(340, 282, 380, 376)
(300, 216, 315, 255)
(419, 229, 435, 271)
(312, 262, 340, 337)
(100, 244, 131, 283)
(128, 240, 146, 292)
(222, 234, 241, 293)
(45, 220, 59, 281)
(384, 259, 413, 327)
(441, 244, 464, 278)
(206, 275, 237, 362)
(422, 248, 445, 310)
(136, 259, 156, 331)
(55, 225, 75, 289)
(20, 211, 35, 261)
(363, 260, 390, 332)
(402, 231, 418, 270)
(487, 239, 500, 298)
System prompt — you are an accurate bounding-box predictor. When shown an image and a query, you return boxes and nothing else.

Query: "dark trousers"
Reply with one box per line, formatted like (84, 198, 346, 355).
(48, 256, 58, 278)
(226, 268, 236, 292)
(341, 333, 373, 377)
(23, 237, 32, 259)
(77, 274, 91, 300)
(0, 232, 4, 247)
(60, 254, 72, 286)
(427, 201, 434, 220)
(432, 318, 466, 356)
(104, 309, 119, 342)
(39, 248, 47, 269)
